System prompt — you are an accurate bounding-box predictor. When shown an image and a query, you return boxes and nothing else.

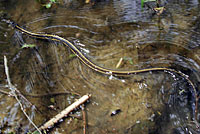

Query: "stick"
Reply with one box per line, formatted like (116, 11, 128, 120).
(4, 56, 12, 89)
(0, 89, 10, 95)
(82, 105, 87, 134)
(116, 57, 123, 69)
(37, 94, 91, 131)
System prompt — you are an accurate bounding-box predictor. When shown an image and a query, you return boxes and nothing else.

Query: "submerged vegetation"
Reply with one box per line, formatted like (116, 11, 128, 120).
(36, 0, 59, 8)
(141, 0, 156, 7)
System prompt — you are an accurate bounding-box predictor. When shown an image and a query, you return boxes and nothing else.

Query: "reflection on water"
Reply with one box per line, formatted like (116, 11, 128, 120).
(0, 0, 200, 133)
(113, 0, 155, 22)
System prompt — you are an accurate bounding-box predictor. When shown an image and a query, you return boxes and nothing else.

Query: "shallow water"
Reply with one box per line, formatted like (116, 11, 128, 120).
(0, 0, 200, 133)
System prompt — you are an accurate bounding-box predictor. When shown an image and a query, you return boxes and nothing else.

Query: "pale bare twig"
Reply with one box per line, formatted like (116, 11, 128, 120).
(116, 57, 123, 69)
(3, 55, 42, 134)
(4, 56, 12, 88)
(35, 94, 91, 132)
(0, 89, 10, 95)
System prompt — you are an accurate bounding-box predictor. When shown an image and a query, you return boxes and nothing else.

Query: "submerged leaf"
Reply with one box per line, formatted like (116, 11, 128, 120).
(144, 0, 156, 2)
(21, 44, 36, 49)
(69, 54, 76, 59)
(50, 0, 56, 3)
(128, 59, 134, 65)
(123, 57, 134, 65)
(45, 3, 52, 8)
(141, 0, 144, 7)
(50, 97, 55, 103)
(141, 0, 156, 7)
(32, 131, 40, 134)
(8, 132, 15, 134)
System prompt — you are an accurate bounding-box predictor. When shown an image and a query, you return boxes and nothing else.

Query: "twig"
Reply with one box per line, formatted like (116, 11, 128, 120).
(36, 94, 91, 132)
(0, 87, 34, 107)
(4, 56, 42, 134)
(0, 89, 10, 95)
(82, 105, 87, 134)
(4, 56, 12, 88)
(116, 57, 123, 69)
(14, 94, 41, 134)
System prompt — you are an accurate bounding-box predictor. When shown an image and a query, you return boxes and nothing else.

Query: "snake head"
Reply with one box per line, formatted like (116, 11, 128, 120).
(2, 19, 17, 28)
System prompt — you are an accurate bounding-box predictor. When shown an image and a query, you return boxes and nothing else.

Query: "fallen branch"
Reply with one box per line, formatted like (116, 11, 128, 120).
(35, 94, 91, 132)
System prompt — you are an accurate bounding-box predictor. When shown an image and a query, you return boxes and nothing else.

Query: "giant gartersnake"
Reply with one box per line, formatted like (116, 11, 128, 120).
(8, 21, 197, 96)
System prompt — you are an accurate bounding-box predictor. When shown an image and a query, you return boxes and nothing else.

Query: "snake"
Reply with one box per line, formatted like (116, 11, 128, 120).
(6, 20, 197, 95)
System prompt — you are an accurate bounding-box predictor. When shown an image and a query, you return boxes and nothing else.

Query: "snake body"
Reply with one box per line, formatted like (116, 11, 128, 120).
(10, 21, 197, 94)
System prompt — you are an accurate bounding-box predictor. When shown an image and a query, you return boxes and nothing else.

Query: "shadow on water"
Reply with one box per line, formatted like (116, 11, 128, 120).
(0, 0, 200, 133)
